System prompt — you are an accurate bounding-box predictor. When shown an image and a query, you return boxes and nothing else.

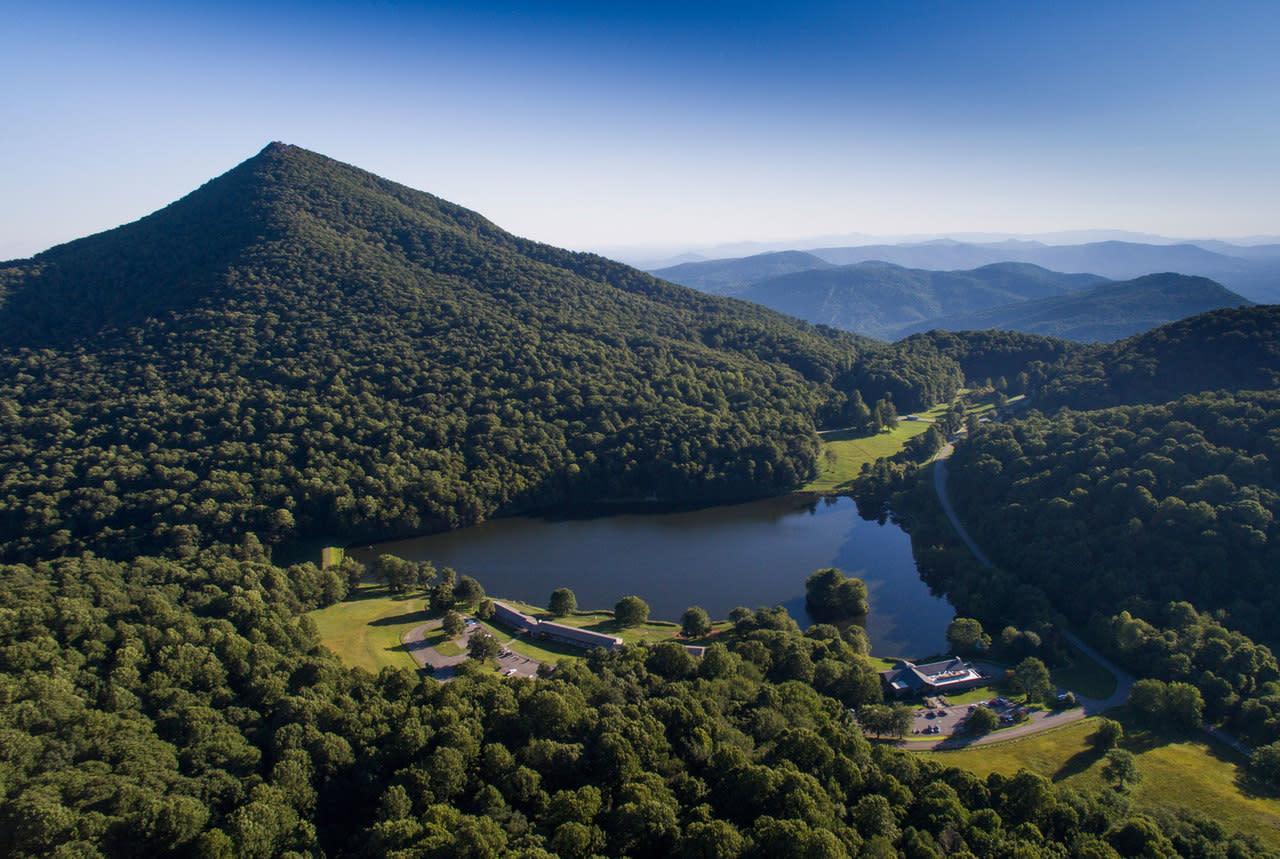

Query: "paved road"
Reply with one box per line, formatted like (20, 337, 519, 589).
(925, 445, 1249, 756)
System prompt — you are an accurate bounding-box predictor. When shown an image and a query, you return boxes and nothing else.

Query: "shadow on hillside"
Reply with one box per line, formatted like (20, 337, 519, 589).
(1053, 747, 1104, 782)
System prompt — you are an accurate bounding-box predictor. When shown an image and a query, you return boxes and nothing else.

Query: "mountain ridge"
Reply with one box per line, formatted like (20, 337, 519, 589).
(0, 142, 961, 561)
(898, 273, 1252, 342)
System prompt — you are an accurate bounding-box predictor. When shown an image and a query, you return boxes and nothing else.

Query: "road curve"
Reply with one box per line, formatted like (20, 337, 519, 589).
(925, 445, 1248, 756)
(913, 446, 1130, 751)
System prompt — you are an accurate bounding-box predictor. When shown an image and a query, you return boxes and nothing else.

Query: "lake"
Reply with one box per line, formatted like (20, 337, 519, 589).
(351, 494, 954, 658)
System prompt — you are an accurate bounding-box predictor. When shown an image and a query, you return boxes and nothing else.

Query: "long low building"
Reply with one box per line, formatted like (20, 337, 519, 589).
(880, 657, 986, 698)
(491, 601, 623, 651)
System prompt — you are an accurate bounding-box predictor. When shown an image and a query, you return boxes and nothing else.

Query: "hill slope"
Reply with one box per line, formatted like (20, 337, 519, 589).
(651, 250, 832, 294)
(1036, 304, 1280, 409)
(723, 261, 1105, 339)
(898, 273, 1251, 342)
(0, 143, 961, 561)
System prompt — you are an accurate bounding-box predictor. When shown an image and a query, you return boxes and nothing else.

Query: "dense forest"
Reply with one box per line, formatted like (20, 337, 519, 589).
(868, 381, 1280, 749)
(900, 330, 1082, 391)
(945, 391, 1280, 631)
(0, 143, 960, 563)
(3, 547, 1268, 858)
(1037, 306, 1280, 409)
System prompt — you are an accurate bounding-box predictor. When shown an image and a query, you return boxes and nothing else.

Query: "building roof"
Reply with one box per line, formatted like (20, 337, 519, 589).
(880, 657, 982, 691)
(491, 601, 623, 651)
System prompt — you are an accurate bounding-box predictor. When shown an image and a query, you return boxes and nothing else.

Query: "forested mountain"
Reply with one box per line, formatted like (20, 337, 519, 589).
(1039, 305, 1280, 409)
(809, 239, 1280, 303)
(902, 330, 1082, 388)
(897, 273, 1250, 342)
(650, 250, 832, 295)
(730, 262, 1107, 340)
(0, 143, 962, 563)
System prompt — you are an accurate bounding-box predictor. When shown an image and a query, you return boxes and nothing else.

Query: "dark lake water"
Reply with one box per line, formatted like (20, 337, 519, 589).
(351, 495, 954, 658)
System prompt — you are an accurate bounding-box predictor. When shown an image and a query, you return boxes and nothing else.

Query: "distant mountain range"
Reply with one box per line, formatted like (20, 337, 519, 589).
(733, 261, 1110, 339)
(895, 273, 1252, 342)
(654, 253, 1251, 341)
(653, 239, 1280, 305)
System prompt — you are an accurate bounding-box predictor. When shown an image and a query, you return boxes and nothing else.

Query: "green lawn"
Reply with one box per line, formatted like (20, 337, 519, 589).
(918, 712, 1280, 847)
(942, 684, 1004, 705)
(306, 585, 426, 672)
(802, 391, 1019, 494)
(804, 420, 933, 492)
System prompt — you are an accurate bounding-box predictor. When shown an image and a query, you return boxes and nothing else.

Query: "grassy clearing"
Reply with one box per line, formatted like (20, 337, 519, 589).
(435, 639, 463, 657)
(802, 390, 1016, 494)
(919, 712, 1280, 847)
(804, 421, 933, 492)
(942, 684, 1005, 705)
(306, 584, 426, 672)
(320, 545, 345, 569)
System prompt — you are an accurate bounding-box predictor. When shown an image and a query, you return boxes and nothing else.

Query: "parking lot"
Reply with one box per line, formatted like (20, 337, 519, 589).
(493, 645, 541, 678)
(910, 696, 1030, 737)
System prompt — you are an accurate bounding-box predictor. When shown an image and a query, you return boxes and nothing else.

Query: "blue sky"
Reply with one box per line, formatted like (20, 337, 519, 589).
(3, 0, 1278, 258)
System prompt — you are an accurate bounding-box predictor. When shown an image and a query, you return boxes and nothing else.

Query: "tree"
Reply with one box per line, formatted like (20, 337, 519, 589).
(966, 706, 998, 734)
(804, 567, 869, 620)
(1164, 681, 1204, 728)
(1092, 718, 1124, 751)
(645, 642, 695, 679)
(468, 630, 501, 662)
(375, 554, 417, 594)
(614, 596, 650, 627)
(946, 617, 990, 655)
(476, 598, 495, 620)
(455, 575, 484, 605)
(681, 606, 712, 639)
(337, 556, 366, 593)
(441, 611, 465, 639)
(1010, 657, 1052, 703)
(549, 587, 577, 617)
(848, 389, 872, 429)
(1249, 741, 1280, 787)
(1103, 749, 1141, 791)
(1129, 679, 1168, 723)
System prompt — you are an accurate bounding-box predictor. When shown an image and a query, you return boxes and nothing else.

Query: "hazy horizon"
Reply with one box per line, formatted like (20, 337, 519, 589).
(4, 1, 1279, 259)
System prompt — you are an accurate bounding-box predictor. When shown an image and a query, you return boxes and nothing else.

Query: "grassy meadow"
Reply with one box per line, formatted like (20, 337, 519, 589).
(801, 393, 1019, 493)
(919, 712, 1280, 847)
(306, 584, 426, 672)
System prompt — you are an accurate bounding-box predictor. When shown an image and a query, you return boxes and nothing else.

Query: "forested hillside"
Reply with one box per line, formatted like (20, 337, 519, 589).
(658, 260, 1105, 340)
(947, 391, 1280, 633)
(896, 274, 1250, 342)
(0, 143, 960, 562)
(1039, 306, 1280, 408)
(902, 330, 1082, 390)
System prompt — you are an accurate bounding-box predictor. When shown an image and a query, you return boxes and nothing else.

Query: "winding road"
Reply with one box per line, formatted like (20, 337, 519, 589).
(924, 445, 1251, 755)
(915, 446, 1134, 750)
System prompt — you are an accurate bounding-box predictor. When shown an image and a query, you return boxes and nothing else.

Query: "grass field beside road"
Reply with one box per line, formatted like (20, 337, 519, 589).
(306, 585, 425, 672)
(803, 421, 934, 492)
(919, 712, 1280, 848)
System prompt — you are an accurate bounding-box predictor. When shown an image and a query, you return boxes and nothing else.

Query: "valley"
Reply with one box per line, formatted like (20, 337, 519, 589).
(4, 140, 1278, 858)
